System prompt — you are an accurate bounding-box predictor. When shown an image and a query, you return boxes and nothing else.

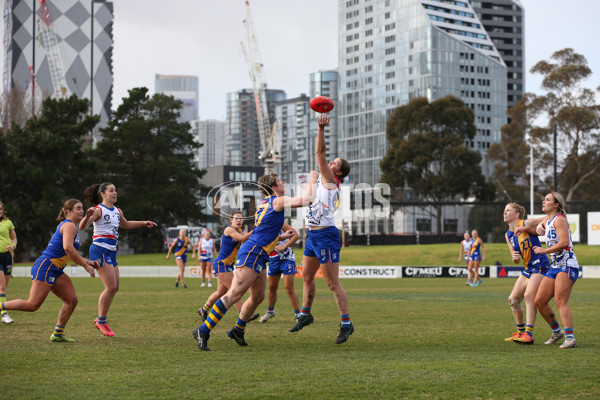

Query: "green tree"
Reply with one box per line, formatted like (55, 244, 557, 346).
(528, 48, 600, 201)
(0, 95, 99, 258)
(380, 95, 493, 234)
(90, 87, 206, 253)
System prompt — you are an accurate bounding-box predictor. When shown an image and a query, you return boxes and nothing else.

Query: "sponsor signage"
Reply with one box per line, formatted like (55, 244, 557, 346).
(295, 265, 399, 279)
(401, 266, 489, 278)
(587, 212, 600, 245)
(497, 266, 524, 278)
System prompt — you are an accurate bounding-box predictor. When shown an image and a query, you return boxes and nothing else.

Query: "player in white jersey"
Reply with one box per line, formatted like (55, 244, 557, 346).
(259, 223, 300, 323)
(194, 229, 216, 287)
(289, 113, 353, 344)
(81, 182, 157, 337)
(520, 192, 579, 348)
(457, 232, 473, 285)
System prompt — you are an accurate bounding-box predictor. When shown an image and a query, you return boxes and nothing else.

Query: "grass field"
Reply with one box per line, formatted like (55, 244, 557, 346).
(2, 274, 599, 399)
(17, 243, 597, 267)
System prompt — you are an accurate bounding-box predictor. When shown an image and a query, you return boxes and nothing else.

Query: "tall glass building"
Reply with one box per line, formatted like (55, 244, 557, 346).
(275, 94, 311, 185)
(3, 0, 113, 127)
(155, 74, 198, 123)
(338, 0, 510, 184)
(190, 119, 226, 170)
(226, 88, 286, 168)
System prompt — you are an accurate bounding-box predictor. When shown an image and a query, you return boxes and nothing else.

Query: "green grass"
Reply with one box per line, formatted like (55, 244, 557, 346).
(2, 277, 599, 399)
(16, 243, 596, 267)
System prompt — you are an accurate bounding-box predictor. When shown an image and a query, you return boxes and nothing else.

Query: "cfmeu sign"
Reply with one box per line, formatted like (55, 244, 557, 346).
(588, 212, 600, 245)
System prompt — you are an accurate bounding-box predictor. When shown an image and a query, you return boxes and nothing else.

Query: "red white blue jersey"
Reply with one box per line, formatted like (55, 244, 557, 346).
(545, 214, 579, 270)
(269, 230, 295, 261)
(461, 239, 473, 261)
(40, 219, 80, 269)
(200, 238, 214, 258)
(92, 204, 121, 251)
(306, 176, 340, 227)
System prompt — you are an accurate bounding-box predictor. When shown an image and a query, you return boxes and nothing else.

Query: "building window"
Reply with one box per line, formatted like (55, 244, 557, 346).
(416, 218, 431, 232)
(443, 219, 458, 233)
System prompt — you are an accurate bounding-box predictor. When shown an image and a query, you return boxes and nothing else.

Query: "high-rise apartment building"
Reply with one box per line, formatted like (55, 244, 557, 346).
(155, 74, 198, 123)
(190, 119, 226, 170)
(470, 0, 524, 110)
(338, 0, 511, 184)
(275, 94, 311, 185)
(3, 0, 113, 126)
(225, 88, 286, 168)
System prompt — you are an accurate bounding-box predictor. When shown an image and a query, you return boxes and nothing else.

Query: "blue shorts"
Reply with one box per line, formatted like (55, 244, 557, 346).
(235, 243, 269, 274)
(212, 260, 234, 276)
(31, 257, 64, 286)
(304, 226, 341, 264)
(200, 255, 212, 262)
(546, 266, 579, 283)
(268, 259, 297, 276)
(470, 251, 481, 262)
(89, 244, 118, 268)
(175, 254, 188, 263)
(522, 263, 549, 279)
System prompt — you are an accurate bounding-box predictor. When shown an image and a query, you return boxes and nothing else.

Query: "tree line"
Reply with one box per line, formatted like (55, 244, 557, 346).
(1, 87, 207, 261)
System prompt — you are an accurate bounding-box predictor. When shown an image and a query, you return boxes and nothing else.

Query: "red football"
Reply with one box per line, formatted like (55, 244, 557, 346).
(309, 96, 335, 113)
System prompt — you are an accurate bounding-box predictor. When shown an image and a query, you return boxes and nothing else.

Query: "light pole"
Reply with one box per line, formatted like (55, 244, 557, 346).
(553, 123, 558, 192)
(90, 0, 105, 117)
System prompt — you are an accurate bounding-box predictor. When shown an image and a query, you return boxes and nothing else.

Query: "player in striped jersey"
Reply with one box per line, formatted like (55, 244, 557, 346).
(81, 182, 157, 337)
(192, 173, 316, 351)
(166, 229, 191, 288)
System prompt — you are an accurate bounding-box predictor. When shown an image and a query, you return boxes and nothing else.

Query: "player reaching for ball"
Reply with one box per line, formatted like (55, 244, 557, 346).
(289, 112, 353, 344)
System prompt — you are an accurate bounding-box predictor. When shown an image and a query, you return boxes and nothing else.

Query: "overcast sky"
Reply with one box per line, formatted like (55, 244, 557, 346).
(4, 1, 600, 120)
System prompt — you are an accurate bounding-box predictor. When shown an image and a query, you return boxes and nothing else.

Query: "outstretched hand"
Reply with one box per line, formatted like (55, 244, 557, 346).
(145, 221, 158, 229)
(317, 113, 330, 127)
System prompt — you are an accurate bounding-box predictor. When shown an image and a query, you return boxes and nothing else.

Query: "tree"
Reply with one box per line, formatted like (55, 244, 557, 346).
(90, 87, 207, 253)
(528, 48, 600, 201)
(487, 93, 544, 202)
(380, 95, 493, 234)
(0, 95, 99, 258)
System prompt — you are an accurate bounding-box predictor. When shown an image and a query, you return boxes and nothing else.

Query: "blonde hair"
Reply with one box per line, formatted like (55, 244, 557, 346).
(551, 192, 567, 216)
(57, 199, 82, 221)
(257, 174, 279, 196)
(506, 202, 526, 219)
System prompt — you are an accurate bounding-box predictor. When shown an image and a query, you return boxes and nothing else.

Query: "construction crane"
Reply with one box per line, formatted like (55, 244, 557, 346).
(242, 0, 280, 174)
(38, 0, 68, 98)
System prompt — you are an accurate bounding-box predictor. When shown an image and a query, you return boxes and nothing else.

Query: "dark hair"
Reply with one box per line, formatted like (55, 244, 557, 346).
(338, 158, 351, 183)
(257, 174, 279, 196)
(229, 210, 244, 220)
(0, 201, 7, 221)
(57, 199, 82, 221)
(84, 182, 114, 205)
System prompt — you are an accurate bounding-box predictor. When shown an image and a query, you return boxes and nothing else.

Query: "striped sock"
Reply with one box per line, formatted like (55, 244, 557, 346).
(516, 323, 525, 334)
(200, 299, 228, 335)
(0, 294, 6, 315)
(294, 308, 300, 316)
(97, 316, 107, 325)
(202, 304, 210, 314)
(267, 306, 274, 313)
(549, 320, 561, 333)
(341, 313, 351, 327)
(525, 324, 534, 337)
(235, 317, 247, 332)
(564, 327, 574, 339)
(54, 324, 65, 337)
(300, 307, 311, 317)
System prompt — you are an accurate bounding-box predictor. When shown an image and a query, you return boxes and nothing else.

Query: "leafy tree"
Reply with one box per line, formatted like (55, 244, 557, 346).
(380, 95, 493, 234)
(90, 87, 206, 253)
(528, 48, 600, 201)
(0, 95, 99, 259)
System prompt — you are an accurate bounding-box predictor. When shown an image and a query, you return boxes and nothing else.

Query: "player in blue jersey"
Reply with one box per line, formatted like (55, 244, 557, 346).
(192, 173, 316, 351)
(81, 182, 157, 337)
(519, 192, 579, 348)
(166, 229, 190, 288)
(289, 113, 353, 344)
(197, 211, 258, 322)
(468, 229, 486, 287)
(259, 222, 301, 323)
(502, 202, 549, 345)
(0, 199, 99, 342)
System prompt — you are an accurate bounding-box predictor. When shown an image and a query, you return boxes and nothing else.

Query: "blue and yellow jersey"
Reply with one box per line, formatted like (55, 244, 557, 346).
(173, 237, 189, 257)
(215, 227, 243, 266)
(247, 195, 285, 254)
(506, 219, 550, 269)
(40, 219, 80, 269)
(469, 237, 483, 256)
